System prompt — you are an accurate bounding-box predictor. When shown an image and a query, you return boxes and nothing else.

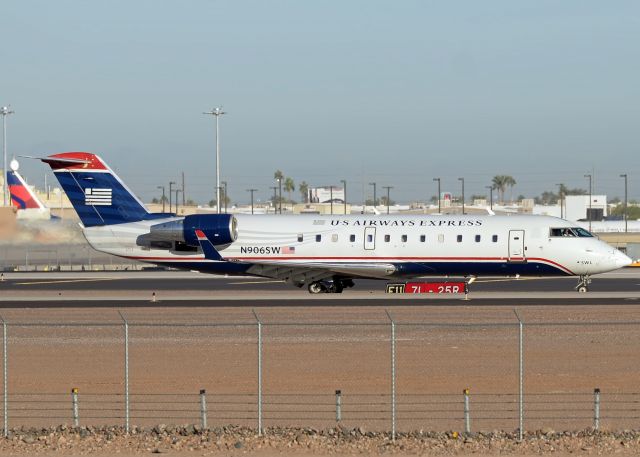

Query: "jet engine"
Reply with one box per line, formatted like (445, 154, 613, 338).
(146, 214, 238, 247)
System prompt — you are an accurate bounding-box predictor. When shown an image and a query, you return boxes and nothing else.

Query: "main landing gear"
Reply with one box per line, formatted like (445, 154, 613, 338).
(575, 275, 591, 293)
(307, 279, 355, 294)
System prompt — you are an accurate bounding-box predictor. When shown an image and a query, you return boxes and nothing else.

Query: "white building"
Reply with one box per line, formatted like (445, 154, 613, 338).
(564, 195, 607, 221)
(308, 187, 345, 203)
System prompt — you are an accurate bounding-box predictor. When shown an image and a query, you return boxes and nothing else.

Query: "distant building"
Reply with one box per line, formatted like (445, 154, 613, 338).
(308, 187, 345, 204)
(565, 195, 607, 221)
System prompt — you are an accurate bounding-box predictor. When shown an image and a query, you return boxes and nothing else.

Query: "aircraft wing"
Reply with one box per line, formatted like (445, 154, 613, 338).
(194, 229, 396, 283)
(244, 260, 397, 283)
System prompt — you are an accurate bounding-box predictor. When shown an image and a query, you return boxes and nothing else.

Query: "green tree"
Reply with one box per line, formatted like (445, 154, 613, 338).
(492, 175, 516, 203)
(298, 181, 309, 203)
(491, 176, 507, 203)
(284, 177, 295, 203)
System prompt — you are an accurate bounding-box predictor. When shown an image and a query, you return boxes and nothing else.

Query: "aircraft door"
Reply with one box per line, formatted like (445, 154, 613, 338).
(364, 227, 376, 250)
(508, 230, 525, 261)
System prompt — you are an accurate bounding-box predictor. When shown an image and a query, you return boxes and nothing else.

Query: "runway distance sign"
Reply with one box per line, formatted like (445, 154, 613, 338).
(386, 282, 468, 294)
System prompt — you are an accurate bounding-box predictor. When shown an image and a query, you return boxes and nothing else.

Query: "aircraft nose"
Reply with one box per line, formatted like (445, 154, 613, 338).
(613, 250, 633, 268)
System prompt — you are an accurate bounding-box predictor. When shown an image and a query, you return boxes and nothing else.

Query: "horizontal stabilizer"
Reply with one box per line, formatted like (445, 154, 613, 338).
(195, 230, 224, 261)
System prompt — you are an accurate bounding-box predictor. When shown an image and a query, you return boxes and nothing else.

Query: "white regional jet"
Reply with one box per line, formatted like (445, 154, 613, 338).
(40, 152, 632, 293)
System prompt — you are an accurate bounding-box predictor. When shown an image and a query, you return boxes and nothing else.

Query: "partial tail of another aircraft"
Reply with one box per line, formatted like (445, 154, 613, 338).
(7, 160, 47, 211)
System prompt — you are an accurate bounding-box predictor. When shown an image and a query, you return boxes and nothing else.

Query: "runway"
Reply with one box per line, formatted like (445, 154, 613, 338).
(0, 269, 638, 307)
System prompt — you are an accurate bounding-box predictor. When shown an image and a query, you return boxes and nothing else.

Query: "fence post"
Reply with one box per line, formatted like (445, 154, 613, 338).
(252, 309, 262, 436)
(335, 390, 342, 422)
(118, 311, 130, 433)
(1, 316, 7, 438)
(593, 388, 600, 430)
(200, 389, 208, 430)
(463, 388, 470, 434)
(513, 309, 524, 441)
(385, 310, 396, 442)
(72, 388, 79, 427)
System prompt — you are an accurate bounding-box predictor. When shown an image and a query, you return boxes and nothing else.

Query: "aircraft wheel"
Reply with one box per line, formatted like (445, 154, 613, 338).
(308, 282, 325, 294)
(577, 285, 588, 293)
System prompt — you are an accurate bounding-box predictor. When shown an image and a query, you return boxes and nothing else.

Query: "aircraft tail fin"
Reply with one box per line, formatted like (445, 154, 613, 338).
(41, 152, 151, 227)
(195, 229, 224, 261)
(7, 165, 46, 210)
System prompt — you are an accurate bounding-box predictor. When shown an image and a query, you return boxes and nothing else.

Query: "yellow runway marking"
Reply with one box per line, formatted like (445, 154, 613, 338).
(228, 280, 285, 285)
(15, 278, 116, 285)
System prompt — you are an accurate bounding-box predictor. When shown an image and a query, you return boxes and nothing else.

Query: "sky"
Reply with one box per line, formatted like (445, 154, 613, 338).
(2, 1, 639, 205)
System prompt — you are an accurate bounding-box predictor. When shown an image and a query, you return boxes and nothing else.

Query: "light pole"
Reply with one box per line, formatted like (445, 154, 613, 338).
(369, 182, 377, 209)
(203, 107, 226, 214)
(157, 186, 166, 212)
(175, 189, 182, 215)
(247, 189, 257, 215)
(433, 178, 441, 213)
(340, 179, 347, 215)
(222, 181, 228, 213)
(276, 178, 283, 214)
(585, 174, 592, 232)
(620, 174, 628, 233)
(270, 186, 278, 214)
(1, 106, 15, 207)
(458, 177, 465, 215)
(556, 184, 564, 219)
(383, 186, 393, 214)
(329, 185, 334, 215)
(485, 185, 493, 210)
(169, 181, 176, 214)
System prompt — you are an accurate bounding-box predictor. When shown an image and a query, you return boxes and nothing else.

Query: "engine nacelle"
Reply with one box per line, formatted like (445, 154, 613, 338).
(182, 214, 238, 246)
(147, 214, 238, 247)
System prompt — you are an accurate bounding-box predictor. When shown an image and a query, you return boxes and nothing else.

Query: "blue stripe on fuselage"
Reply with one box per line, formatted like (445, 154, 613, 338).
(140, 260, 570, 278)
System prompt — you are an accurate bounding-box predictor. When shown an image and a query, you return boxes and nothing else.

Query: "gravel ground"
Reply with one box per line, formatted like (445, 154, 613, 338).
(2, 425, 640, 456)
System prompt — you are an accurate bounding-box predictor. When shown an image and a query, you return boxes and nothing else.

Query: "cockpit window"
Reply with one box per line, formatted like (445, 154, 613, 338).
(573, 227, 594, 237)
(550, 227, 594, 238)
(550, 228, 576, 237)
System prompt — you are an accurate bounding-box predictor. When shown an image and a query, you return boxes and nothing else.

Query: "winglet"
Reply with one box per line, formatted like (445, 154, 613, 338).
(195, 229, 224, 261)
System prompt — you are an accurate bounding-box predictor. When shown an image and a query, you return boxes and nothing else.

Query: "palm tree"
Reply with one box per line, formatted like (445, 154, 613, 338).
(274, 170, 284, 181)
(505, 176, 516, 203)
(491, 175, 516, 204)
(491, 175, 508, 203)
(284, 177, 295, 203)
(299, 181, 309, 203)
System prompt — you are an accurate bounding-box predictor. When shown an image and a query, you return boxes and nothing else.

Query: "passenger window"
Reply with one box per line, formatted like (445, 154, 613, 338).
(297, 234, 303, 242)
(492, 235, 498, 242)
(401, 235, 407, 242)
(457, 235, 462, 243)
(331, 234, 338, 242)
(420, 235, 426, 243)
(438, 234, 444, 243)
(315, 234, 321, 242)
(367, 234, 373, 242)
(384, 234, 391, 242)
(475, 235, 481, 242)
(350, 234, 356, 242)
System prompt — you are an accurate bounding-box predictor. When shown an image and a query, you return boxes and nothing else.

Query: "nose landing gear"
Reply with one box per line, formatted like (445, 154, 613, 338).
(575, 275, 591, 293)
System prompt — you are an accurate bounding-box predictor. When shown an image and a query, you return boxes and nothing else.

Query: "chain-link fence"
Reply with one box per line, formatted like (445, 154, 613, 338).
(2, 311, 640, 438)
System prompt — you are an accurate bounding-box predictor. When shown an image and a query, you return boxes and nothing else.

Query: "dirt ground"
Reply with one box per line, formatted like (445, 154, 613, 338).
(1, 304, 640, 435)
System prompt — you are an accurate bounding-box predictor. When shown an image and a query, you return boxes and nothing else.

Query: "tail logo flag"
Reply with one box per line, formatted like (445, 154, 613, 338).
(84, 188, 113, 206)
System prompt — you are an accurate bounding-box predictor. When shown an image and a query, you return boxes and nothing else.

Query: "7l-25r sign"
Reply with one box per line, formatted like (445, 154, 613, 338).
(386, 282, 468, 294)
